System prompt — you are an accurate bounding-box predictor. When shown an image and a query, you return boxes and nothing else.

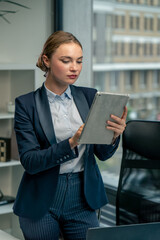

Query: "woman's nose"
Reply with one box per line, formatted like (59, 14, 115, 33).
(70, 63, 77, 71)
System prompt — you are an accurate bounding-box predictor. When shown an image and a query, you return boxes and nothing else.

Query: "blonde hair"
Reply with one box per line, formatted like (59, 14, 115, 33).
(36, 31, 82, 73)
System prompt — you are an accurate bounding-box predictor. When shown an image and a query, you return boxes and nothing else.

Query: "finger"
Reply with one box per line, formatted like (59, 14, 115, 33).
(108, 115, 126, 126)
(106, 123, 125, 133)
(107, 120, 126, 129)
(110, 106, 128, 122)
(121, 106, 128, 120)
(78, 124, 85, 133)
(106, 119, 126, 136)
(75, 124, 85, 139)
(107, 127, 123, 137)
(107, 125, 125, 136)
(81, 123, 85, 129)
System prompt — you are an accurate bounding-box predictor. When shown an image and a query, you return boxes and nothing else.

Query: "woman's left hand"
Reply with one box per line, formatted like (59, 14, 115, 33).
(106, 106, 128, 143)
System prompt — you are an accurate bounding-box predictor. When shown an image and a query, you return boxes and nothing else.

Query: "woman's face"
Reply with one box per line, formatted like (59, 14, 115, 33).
(43, 43, 83, 88)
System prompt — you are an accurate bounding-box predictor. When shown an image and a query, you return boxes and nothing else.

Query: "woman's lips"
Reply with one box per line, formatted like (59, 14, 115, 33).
(68, 75, 77, 79)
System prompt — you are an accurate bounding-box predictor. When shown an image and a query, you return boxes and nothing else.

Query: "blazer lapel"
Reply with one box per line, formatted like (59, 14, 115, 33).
(35, 83, 56, 145)
(34, 84, 90, 146)
(70, 85, 89, 123)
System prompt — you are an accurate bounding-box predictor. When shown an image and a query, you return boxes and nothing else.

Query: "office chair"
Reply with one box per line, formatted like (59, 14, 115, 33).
(116, 120, 160, 225)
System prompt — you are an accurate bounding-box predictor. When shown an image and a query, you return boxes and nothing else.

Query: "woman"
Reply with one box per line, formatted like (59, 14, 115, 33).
(13, 31, 127, 240)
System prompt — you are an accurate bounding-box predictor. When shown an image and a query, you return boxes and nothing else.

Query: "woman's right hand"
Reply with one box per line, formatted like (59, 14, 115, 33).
(69, 124, 84, 149)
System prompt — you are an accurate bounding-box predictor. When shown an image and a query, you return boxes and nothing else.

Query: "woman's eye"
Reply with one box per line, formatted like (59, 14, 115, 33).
(77, 61, 83, 64)
(62, 60, 69, 63)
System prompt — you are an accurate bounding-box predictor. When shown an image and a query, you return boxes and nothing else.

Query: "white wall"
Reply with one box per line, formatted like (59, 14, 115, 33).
(0, 0, 52, 65)
(0, 2, 53, 239)
(0, 0, 93, 88)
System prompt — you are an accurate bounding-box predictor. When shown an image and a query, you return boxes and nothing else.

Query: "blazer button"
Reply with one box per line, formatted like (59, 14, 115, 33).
(60, 158, 63, 162)
(57, 160, 60, 164)
(66, 155, 69, 158)
(64, 156, 67, 160)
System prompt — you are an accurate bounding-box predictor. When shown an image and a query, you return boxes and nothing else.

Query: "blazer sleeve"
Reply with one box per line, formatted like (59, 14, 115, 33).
(94, 136, 120, 161)
(14, 97, 78, 175)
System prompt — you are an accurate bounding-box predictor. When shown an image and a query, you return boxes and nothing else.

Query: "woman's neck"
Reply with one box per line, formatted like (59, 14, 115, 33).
(45, 79, 68, 96)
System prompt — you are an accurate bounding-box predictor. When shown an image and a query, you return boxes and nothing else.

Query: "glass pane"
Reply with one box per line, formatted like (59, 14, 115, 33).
(93, 0, 160, 180)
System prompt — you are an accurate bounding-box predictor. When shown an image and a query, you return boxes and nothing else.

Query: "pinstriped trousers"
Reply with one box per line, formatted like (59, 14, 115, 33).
(19, 172, 99, 240)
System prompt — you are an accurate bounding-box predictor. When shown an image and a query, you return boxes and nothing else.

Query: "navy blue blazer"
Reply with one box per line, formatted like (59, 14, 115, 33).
(13, 83, 119, 219)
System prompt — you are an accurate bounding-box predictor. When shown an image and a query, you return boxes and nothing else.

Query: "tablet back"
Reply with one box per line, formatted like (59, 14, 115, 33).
(79, 92, 129, 144)
(86, 222, 160, 240)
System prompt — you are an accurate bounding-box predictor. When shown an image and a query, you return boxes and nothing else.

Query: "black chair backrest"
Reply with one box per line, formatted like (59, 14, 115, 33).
(116, 120, 160, 225)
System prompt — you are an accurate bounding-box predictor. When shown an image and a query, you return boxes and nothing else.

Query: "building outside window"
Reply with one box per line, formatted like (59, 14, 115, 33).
(125, 71, 133, 90)
(139, 71, 147, 89)
(158, 16, 160, 31)
(144, 14, 154, 31)
(158, 42, 160, 54)
(110, 72, 119, 91)
(93, 0, 160, 179)
(153, 70, 160, 88)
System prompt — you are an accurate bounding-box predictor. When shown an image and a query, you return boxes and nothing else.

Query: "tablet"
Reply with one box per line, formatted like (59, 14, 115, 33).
(78, 92, 129, 145)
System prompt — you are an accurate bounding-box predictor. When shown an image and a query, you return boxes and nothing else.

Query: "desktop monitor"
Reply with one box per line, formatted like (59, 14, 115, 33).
(86, 222, 160, 240)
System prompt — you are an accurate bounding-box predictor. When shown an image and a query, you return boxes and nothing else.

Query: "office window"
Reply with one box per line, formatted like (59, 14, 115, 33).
(144, 15, 154, 31)
(114, 12, 125, 30)
(158, 17, 160, 31)
(149, 43, 153, 55)
(125, 71, 134, 90)
(93, 0, 160, 178)
(114, 15, 119, 29)
(93, 72, 106, 91)
(125, 79, 133, 90)
(129, 42, 133, 55)
(140, 71, 147, 89)
(144, 42, 151, 56)
(113, 42, 119, 56)
(139, 97, 147, 110)
(143, 43, 147, 56)
(142, 0, 147, 5)
(150, 18, 154, 31)
(130, 16, 134, 29)
(130, 13, 140, 30)
(144, 16, 148, 30)
(158, 43, 160, 55)
(121, 15, 125, 29)
(110, 72, 119, 91)
(135, 42, 139, 55)
(136, 16, 140, 30)
(143, 42, 147, 56)
(150, 0, 154, 5)
(153, 98, 160, 115)
(138, 42, 143, 56)
(121, 42, 125, 56)
(153, 70, 160, 88)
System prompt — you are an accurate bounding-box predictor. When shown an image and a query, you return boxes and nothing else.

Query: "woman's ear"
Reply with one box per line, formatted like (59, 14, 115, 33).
(42, 55, 50, 69)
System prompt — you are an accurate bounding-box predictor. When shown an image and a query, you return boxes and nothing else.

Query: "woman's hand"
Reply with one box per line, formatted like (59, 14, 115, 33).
(106, 106, 128, 143)
(69, 124, 85, 149)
